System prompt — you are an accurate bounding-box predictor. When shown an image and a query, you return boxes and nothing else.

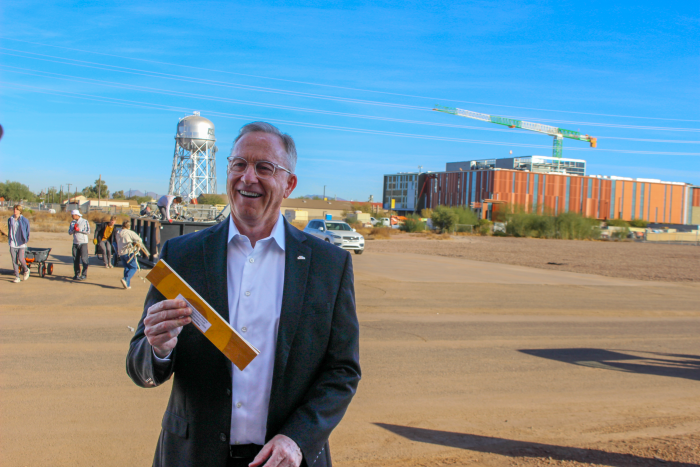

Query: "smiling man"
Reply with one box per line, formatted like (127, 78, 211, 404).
(127, 122, 361, 467)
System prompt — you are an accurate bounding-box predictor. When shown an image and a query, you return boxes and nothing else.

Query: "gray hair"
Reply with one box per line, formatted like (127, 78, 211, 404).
(234, 122, 297, 173)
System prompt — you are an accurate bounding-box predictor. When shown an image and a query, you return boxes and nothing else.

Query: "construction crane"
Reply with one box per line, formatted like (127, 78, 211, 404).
(433, 105, 597, 159)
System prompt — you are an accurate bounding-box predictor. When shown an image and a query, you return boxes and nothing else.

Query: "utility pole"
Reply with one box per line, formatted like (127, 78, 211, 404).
(67, 184, 72, 203)
(98, 174, 102, 207)
(323, 185, 326, 200)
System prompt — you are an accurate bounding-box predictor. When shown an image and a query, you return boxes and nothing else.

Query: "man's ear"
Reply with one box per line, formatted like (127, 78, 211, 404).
(284, 174, 298, 198)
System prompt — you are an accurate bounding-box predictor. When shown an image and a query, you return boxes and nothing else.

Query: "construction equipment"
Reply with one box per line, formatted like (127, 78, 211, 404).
(433, 105, 597, 159)
(21, 247, 54, 277)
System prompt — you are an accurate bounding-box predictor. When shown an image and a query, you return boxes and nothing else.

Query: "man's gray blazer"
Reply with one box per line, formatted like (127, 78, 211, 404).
(126, 217, 361, 467)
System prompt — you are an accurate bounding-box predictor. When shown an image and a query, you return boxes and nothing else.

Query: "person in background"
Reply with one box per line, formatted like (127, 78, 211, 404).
(140, 205, 153, 217)
(156, 195, 182, 223)
(8, 204, 30, 283)
(95, 216, 117, 268)
(69, 209, 90, 281)
(116, 219, 144, 290)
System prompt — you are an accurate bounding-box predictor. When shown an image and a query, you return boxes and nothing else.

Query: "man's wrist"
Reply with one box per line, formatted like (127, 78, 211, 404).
(152, 347, 172, 361)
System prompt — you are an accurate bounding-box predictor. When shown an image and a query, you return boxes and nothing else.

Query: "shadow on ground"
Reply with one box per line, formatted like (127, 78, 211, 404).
(375, 424, 696, 466)
(519, 348, 700, 381)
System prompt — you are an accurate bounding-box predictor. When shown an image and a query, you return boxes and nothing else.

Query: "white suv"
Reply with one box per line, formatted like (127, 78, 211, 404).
(304, 220, 365, 254)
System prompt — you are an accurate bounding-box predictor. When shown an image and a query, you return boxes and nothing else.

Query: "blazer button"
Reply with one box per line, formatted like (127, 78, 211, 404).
(219, 432, 227, 442)
(226, 388, 231, 396)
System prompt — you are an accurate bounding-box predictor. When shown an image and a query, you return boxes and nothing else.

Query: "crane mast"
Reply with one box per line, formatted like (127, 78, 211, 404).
(434, 105, 597, 159)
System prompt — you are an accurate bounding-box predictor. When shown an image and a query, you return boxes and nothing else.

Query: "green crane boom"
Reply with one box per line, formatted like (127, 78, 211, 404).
(433, 105, 597, 158)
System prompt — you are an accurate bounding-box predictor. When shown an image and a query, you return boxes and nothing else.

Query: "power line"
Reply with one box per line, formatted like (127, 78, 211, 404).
(2, 48, 700, 133)
(2, 36, 698, 123)
(5, 81, 700, 157)
(4, 64, 700, 145)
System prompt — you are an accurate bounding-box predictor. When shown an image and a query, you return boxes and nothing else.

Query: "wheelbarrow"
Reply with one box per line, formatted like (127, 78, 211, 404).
(22, 247, 54, 277)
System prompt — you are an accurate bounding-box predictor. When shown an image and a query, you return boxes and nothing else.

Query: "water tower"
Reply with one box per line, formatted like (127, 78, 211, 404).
(168, 111, 218, 202)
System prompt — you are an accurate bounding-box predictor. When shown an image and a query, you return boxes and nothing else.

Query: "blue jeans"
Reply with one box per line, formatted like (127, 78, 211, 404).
(120, 254, 138, 287)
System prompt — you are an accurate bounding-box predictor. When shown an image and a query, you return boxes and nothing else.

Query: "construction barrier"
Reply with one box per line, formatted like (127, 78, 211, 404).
(645, 232, 700, 243)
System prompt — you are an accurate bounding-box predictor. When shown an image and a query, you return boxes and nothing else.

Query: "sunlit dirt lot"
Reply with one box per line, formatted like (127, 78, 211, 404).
(1, 232, 698, 466)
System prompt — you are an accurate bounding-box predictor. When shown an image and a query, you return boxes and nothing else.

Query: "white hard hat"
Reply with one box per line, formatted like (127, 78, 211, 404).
(71, 209, 82, 217)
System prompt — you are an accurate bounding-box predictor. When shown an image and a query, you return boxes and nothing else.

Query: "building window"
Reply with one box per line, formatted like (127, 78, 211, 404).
(610, 181, 616, 219)
(565, 177, 570, 213)
(631, 183, 637, 220)
(533, 174, 539, 212)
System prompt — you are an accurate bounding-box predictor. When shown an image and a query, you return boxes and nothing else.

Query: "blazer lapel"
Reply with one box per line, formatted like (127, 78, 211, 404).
(202, 218, 230, 323)
(202, 218, 232, 378)
(270, 221, 311, 394)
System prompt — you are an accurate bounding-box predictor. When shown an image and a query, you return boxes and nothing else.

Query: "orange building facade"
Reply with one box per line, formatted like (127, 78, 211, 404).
(423, 169, 700, 224)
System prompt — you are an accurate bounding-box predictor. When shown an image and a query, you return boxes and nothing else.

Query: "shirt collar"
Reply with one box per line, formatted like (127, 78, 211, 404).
(228, 212, 286, 251)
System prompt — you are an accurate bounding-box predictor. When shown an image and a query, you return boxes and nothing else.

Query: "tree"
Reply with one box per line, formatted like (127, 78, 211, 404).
(431, 205, 458, 233)
(46, 187, 58, 203)
(82, 179, 109, 199)
(349, 202, 373, 214)
(0, 180, 37, 202)
(112, 190, 125, 199)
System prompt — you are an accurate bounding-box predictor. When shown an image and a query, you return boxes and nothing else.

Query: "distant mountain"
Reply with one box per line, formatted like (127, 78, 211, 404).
(119, 190, 160, 199)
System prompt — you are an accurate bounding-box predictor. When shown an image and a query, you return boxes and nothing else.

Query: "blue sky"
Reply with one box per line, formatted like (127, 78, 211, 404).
(0, 0, 698, 201)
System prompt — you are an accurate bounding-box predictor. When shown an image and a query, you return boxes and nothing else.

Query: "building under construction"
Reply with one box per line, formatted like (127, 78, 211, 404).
(383, 156, 700, 225)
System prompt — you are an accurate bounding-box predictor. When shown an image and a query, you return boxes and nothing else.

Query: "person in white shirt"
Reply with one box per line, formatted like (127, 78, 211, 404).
(127, 122, 361, 467)
(157, 195, 182, 223)
(68, 209, 90, 281)
(7, 204, 30, 283)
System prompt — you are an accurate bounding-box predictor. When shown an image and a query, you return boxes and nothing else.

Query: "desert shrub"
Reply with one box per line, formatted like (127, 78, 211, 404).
(607, 219, 630, 227)
(629, 219, 649, 228)
(400, 214, 425, 232)
(503, 206, 598, 240)
(556, 212, 601, 240)
(505, 210, 534, 237)
(198, 193, 227, 205)
(431, 205, 458, 233)
(478, 219, 493, 236)
(369, 227, 394, 239)
(453, 206, 479, 226)
(611, 227, 631, 240)
(529, 215, 556, 238)
(420, 208, 433, 219)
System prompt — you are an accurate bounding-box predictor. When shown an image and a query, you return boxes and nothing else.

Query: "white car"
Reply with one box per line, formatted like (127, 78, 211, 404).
(304, 220, 365, 254)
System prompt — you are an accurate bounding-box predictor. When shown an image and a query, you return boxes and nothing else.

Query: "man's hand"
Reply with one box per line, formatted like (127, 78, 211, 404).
(249, 434, 302, 467)
(143, 299, 192, 358)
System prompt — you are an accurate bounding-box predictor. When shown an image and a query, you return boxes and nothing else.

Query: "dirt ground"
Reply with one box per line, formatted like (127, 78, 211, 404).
(368, 234, 700, 282)
(1, 232, 698, 466)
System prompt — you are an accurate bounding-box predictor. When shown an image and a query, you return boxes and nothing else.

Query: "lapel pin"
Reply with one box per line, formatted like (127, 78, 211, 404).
(297, 255, 306, 260)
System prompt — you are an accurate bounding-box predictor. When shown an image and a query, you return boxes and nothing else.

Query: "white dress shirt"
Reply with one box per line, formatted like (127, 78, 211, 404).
(227, 213, 286, 445)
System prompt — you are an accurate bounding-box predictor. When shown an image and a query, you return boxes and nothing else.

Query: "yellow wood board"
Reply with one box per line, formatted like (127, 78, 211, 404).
(146, 259, 259, 370)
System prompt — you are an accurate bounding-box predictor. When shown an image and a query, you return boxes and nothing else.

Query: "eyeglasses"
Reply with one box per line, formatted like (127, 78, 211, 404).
(226, 157, 292, 179)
